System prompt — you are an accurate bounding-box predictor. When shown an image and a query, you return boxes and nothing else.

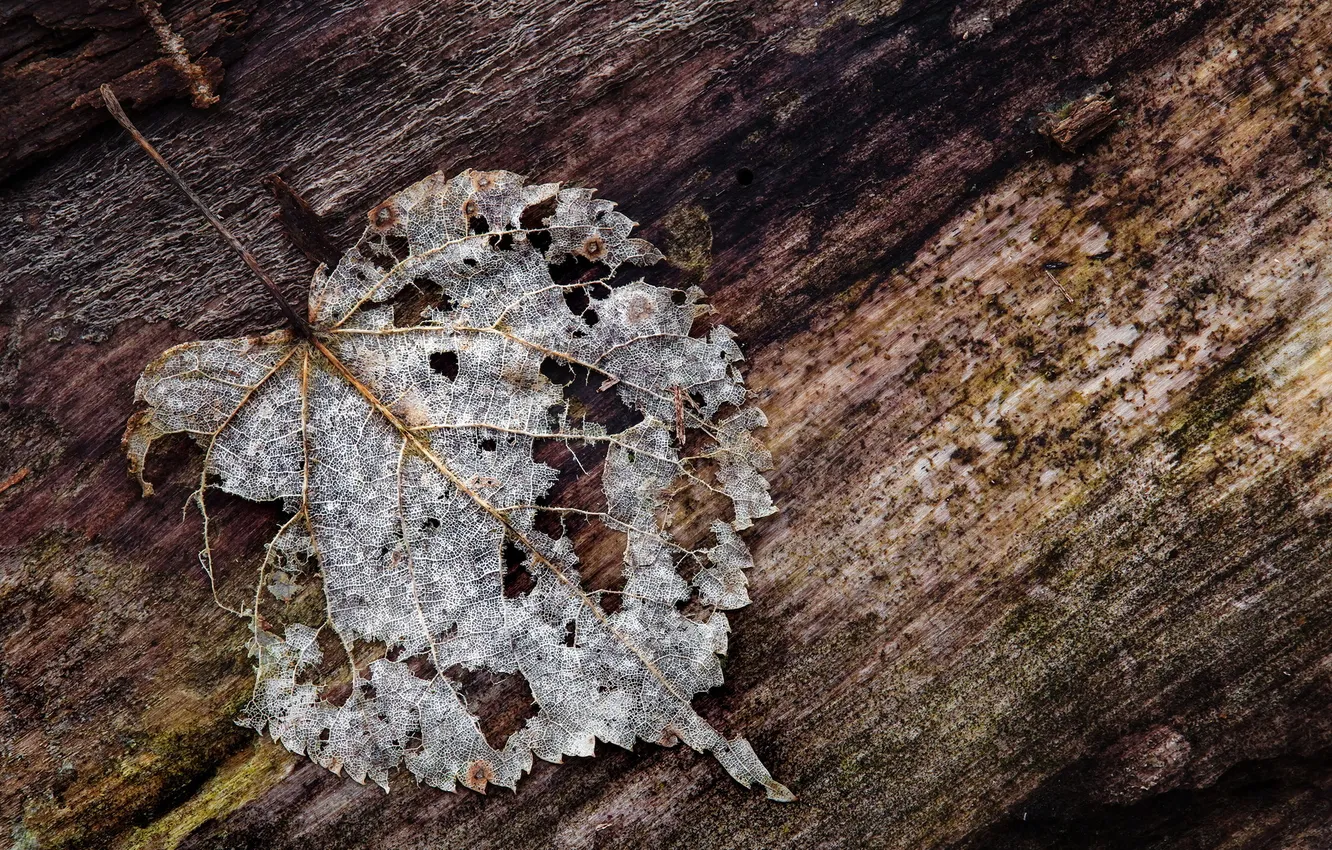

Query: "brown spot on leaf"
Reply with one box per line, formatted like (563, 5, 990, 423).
(369, 202, 397, 229)
(461, 759, 495, 793)
(580, 235, 607, 261)
(626, 294, 656, 324)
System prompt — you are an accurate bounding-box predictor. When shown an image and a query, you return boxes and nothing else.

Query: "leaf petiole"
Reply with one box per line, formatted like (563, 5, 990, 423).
(98, 84, 313, 338)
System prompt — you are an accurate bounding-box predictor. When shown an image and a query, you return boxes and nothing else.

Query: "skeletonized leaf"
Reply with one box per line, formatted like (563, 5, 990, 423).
(126, 169, 789, 800)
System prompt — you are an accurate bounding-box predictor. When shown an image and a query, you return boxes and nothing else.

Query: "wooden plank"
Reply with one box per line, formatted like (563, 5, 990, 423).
(4, 0, 1331, 847)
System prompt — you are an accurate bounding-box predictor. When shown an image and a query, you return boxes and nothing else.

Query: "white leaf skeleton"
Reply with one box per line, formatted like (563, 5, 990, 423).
(110, 88, 792, 800)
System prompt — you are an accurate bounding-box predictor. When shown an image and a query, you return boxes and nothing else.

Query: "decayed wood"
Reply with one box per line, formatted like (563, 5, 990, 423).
(0, 0, 255, 180)
(3, 0, 1332, 847)
(1039, 92, 1119, 152)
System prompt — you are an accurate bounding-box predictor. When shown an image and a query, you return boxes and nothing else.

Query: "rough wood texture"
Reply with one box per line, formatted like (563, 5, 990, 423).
(0, 0, 255, 181)
(3, 0, 1332, 847)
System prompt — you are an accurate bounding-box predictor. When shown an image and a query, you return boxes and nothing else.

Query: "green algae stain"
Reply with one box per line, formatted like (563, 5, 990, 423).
(115, 743, 291, 850)
(662, 203, 713, 282)
(1165, 369, 1260, 456)
(23, 692, 263, 850)
(907, 339, 946, 383)
(118, 702, 254, 820)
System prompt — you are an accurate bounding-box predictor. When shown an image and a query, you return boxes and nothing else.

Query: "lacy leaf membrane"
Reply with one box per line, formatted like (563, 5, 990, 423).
(126, 169, 790, 799)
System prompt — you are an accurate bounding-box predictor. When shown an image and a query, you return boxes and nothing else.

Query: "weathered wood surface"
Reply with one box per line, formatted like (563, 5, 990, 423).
(0, 0, 254, 181)
(4, 0, 1332, 847)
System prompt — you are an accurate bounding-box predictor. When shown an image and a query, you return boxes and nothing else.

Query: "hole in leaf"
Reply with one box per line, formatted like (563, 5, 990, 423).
(406, 652, 439, 681)
(736, 167, 754, 186)
(563, 286, 590, 317)
(540, 356, 576, 386)
(584, 308, 600, 326)
(385, 233, 411, 261)
(521, 198, 558, 254)
(367, 248, 396, 272)
(528, 440, 627, 605)
(550, 255, 603, 289)
(423, 517, 440, 529)
(311, 628, 358, 705)
(532, 510, 565, 543)
(480, 438, 497, 452)
(671, 289, 688, 305)
(446, 666, 538, 750)
(545, 402, 565, 431)
(521, 196, 558, 229)
(563, 621, 577, 647)
(490, 232, 515, 250)
(528, 228, 553, 253)
(559, 362, 644, 433)
(462, 257, 479, 268)
(430, 351, 459, 381)
(393, 277, 452, 326)
(600, 592, 622, 615)
(502, 541, 534, 598)
(468, 214, 490, 235)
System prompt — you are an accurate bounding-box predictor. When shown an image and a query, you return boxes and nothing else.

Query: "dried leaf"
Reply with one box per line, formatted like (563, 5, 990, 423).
(126, 169, 791, 800)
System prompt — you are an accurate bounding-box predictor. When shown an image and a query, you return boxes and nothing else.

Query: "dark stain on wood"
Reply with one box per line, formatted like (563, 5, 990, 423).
(264, 173, 341, 268)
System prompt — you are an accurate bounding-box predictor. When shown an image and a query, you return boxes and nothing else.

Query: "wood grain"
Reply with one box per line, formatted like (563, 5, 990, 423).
(0, 0, 256, 181)
(4, 0, 1332, 847)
